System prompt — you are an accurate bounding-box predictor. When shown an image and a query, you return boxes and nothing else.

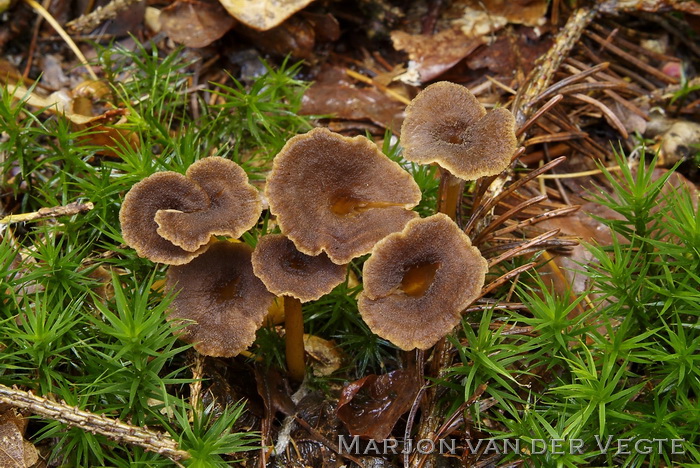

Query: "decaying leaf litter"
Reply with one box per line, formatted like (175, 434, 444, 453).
(0, 0, 699, 466)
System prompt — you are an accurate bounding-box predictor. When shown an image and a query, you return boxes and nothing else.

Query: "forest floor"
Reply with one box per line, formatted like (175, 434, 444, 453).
(0, 0, 699, 467)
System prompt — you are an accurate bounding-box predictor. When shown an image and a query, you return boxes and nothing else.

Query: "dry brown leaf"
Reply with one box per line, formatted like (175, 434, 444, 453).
(301, 82, 405, 130)
(467, 27, 553, 79)
(161, 0, 236, 48)
(85, 265, 115, 302)
(392, 28, 484, 84)
(73, 110, 140, 158)
(218, 0, 315, 31)
(447, 0, 548, 29)
(337, 370, 420, 440)
(300, 65, 406, 130)
(237, 16, 315, 59)
(0, 421, 38, 468)
(303, 334, 342, 377)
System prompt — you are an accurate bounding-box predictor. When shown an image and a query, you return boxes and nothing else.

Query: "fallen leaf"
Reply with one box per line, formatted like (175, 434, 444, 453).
(85, 265, 115, 302)
(255, 365, 296, 417)
(218, 0, 316, 31)
(74, 110, 140, 158)
(392, 28, 484, 84)
(448, 0, 549, 28)
(0, 421, 38, 468)
(466, 27, 553, 79)
(301, 66, 406, 130)
(301, 82, 405, 130)
(303, 334, 342, 377)
(337, 370, 419, 440)
(161, 0, 235, 48)
(237, 16, 315, 59)
(301, 11, 340, 42)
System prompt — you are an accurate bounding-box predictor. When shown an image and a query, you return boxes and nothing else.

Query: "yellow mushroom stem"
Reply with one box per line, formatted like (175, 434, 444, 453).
(437, 168, 463, 220)
(284, 295, 306, 382)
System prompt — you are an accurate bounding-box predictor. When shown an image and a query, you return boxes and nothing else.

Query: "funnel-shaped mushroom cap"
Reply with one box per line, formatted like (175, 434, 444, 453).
(119, 172, 211, 265)
(155, 157, 262, 252)
(358, 213, 488, 351)
(266, 128, 422, 265)
(165, 240, 275, 357)
(251, 234, 346, 303)
(400, 81, 517, 181)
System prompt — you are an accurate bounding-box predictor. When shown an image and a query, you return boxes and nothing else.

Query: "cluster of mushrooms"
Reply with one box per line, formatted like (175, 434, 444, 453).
(119, 82, 517, 381)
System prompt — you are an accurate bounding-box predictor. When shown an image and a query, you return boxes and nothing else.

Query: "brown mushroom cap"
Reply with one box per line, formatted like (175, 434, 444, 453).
(266, 127, 422, 265)
(251, 234, 346, 302)
(119, 172, 210, 265)
(165, 240, 275, 357)
(154, 157, 262, 252)
(358, 213, 488, 351)
(400, 81, 517, 181)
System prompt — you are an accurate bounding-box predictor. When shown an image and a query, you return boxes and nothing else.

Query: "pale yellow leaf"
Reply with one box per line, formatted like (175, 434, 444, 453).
(218, 0, 315, 31)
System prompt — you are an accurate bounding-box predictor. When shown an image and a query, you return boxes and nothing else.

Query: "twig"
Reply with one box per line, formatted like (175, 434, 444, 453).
(22, 0, 99, 81)
(512, 7, 598, 127)
(345, 68, 411, 105)
(414, 384, 487, 468)
(22, 0, 46, 79)
(404, 384, 428, 468)
(66, 0, 142, 32)
(530, 62, 610, 105)
(487, 229, 561, 268)
(484, 205, 580, 239)
(584, 30, 678, 85)
(523, 131, 587, 146)
(535, 162, 637, 179)
(515, 94, 564, 138)
(464, 156, 567, 236)
(292, 415, 363, 466)
(0, 384, 190, 462)
(0, 201, 94, 225)
(477, 262, 537, 299)
(472, 195, 547, 245)
(570, 93, 628, 139)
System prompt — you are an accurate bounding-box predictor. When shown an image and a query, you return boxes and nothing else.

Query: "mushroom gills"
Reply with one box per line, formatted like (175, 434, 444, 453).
(329, 193, 408, 217)
(400, 261, 440, 297)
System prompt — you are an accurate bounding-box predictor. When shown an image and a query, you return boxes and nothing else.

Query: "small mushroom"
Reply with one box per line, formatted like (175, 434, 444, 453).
(154, 157, 262, 252)
(266, 127, 422, 265)
(166, 240, 275, 357)
(251, 234, 346, 303)
(400, 81, 517, 181)
(252, 234, 346, 381)
(358, 214, 488, 351)
(119, 172, 211, 265)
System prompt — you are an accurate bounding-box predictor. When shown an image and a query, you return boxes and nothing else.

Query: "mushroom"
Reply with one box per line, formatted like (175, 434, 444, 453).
(119, 172, 211, 265)
(400, 81, 517, 218)
(165, 240, 275, 357)
(154, 157, 262, 252)
(266, 127, 422, 265)
(119, 157, 261, 264)
(252, 234, 346, 381)
(358, 213, 488, 351)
